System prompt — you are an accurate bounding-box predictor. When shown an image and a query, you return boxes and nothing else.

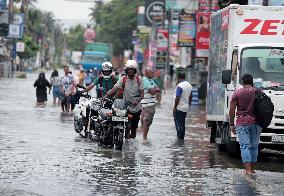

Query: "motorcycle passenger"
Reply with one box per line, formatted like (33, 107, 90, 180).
(104, 60, 144, 139)
(82, 62, 118, 98)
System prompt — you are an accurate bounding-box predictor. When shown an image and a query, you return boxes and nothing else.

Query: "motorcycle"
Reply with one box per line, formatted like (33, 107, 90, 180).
(97, 98, 114, 147)
(111, 99, 129, 150)
(73, 85, 101, 139)
(98, 98, 129, 150)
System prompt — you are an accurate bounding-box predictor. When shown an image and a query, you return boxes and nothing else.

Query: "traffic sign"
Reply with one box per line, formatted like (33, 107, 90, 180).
(8, 24, 23, 38)
(16, 42, 25, 52)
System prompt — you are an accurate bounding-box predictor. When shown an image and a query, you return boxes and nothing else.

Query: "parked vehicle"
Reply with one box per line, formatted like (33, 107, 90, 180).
(73, 85, 101, 139)
(207, 4, 284, 157)
(81, 42, 113, 71)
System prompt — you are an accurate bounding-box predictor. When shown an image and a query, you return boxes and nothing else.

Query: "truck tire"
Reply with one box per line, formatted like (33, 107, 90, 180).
(210, 122, 217, 143)
(216, 122, 226, 152)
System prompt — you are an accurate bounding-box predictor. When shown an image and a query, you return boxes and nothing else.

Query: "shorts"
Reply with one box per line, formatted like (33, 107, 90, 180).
(53, 86, 62, 98)
(141, 105, 155, 127)
(61, 95, 72, 104)
(128, 110, 142, 129)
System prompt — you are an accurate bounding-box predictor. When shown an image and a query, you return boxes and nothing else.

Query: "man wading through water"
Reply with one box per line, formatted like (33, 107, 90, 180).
(141, 67, 160, 140)
(104, 60, 144, 139)
(229, 74, 262, 175)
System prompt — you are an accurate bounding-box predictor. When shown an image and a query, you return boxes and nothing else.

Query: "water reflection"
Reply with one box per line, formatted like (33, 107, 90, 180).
(0, 72, 284, 195)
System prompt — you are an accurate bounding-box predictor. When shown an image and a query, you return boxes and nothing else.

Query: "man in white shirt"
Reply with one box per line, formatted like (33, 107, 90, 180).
(173, 73, 192, 140)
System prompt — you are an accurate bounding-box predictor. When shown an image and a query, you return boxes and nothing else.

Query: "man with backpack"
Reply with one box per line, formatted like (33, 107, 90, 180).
(82, 62, 118, 98)
(229, 74, 262, 176)
(104, 60, 144, 139)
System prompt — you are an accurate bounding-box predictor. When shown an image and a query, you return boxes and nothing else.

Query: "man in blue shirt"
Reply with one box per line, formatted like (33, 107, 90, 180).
(141, 67, 160, 140)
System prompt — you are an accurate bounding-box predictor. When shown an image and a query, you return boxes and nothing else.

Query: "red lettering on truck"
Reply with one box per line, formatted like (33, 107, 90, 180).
(240, 19, 261, 34)
(241, 19, 284, 35)
(260, 20, 280, 35)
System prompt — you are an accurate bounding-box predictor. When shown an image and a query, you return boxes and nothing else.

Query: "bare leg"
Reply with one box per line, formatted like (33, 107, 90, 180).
(143, 125, 149, 140)
(244, 162, 253, 175)
(53, 96, 56, 104)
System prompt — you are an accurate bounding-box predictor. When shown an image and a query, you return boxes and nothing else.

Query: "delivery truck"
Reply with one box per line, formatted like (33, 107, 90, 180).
(207, 4, 284, 157)
(81, 42, 113, 71)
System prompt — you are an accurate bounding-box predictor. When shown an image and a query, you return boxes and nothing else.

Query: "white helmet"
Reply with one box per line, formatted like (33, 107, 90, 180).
(125, 60, 138, 69)
(101, 62, 113, 79)
(102, 62, 113, 71)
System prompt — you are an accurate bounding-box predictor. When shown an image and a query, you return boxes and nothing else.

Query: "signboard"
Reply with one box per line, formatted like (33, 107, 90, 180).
(166, 0, 198, 11)
(268, 0, 284, 6)
(198, 0, 219, 11)
(16, 42, 25, 52)
(144, 0, 165, 26)
(156, 51, 167, 69)
(8, 14, 24, 38)
(196, 12, 210, 57)
(0, 0, 7, 9)
(84, 28, 96, 43)
(248, 0, 263, 5)
(178, 13, 196, 47)
(156, 28, 168, 51)
(8, 24, 22, 38)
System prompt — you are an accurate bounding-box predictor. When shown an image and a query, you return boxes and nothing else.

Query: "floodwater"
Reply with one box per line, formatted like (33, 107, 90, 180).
(0, 72, 283, 196)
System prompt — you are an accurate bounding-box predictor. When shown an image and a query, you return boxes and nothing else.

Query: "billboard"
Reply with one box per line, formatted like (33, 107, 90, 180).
(198, 0, 219, 11)
(196, 12, 210, 57)
(144, 0, 165, 26)
(178, 13, 196, 47)
(156, 28, 168, 51)
(0, 0, 7, 9)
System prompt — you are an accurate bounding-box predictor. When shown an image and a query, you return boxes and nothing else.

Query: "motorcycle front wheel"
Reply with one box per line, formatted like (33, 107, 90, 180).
(113, 129, 124, 150)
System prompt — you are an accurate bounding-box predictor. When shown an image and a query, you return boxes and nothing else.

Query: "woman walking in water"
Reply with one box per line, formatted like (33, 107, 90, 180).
(50, 69, 62, 105)
(34, 72, 51, 103)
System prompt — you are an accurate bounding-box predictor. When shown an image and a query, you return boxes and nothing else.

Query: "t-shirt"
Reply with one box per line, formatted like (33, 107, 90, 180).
(175, 81, 192, 113)
(154, 77, 164, 90)
(115, 76, 144, 113)
(141, 76, 157, 107)
(231, 87, 257, 126)
(61, 74, 75, 95)
(50, 76, 61, 86)
(93, 75, 118, 98)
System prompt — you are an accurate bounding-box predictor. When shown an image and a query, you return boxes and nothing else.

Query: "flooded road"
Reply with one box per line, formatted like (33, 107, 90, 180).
(0, 72, 284, 195)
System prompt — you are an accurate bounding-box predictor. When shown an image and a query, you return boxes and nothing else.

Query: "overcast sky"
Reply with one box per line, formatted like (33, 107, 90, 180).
(34, 0, 95, 27)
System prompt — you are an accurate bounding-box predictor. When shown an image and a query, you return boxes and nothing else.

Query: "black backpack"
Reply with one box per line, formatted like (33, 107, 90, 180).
(254, 91, 274, 128)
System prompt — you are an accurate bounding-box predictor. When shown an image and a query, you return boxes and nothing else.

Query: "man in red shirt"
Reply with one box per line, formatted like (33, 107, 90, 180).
(229, 74, 262, 175)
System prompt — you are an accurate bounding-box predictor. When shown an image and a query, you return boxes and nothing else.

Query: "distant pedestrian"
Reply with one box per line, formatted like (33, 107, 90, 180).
(60, 65, 75, 112)
(78, 69, 85, 85)
(154, 70, 165, 104)
(84, 69, 94, 86)
(229, 74, 262, 176)
(34, 72, 51, 103)
(173, 73, 192, 140)
(141, 67, 160, 140)
(50, 69, 62, 105)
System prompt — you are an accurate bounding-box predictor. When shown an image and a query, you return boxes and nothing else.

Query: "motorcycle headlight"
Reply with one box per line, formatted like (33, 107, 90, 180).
(114, 108, 127, 117)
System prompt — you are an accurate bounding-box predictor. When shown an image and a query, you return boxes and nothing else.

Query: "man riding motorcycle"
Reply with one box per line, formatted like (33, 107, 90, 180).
(104, 60, 144, 139)
(82, 62, 118, 97)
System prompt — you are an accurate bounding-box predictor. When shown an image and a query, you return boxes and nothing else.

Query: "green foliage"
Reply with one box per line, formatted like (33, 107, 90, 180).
(17, 35, 39, 59)
(66, 25, 85, 51)
(90, 0, 144, 56)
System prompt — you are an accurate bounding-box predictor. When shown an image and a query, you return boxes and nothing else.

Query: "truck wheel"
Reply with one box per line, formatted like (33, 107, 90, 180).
(216, 122, 226, 151)
(210, 122, 217, 143)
